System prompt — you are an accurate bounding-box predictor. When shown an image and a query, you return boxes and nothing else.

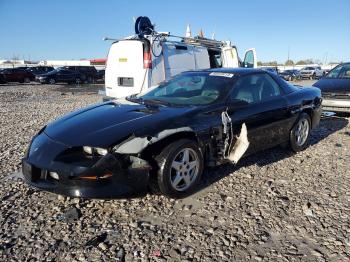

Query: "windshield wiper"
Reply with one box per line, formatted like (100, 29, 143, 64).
(142, 98, 172, 107)
(126, 96, 171, 106)
(126, 96, 143, 104)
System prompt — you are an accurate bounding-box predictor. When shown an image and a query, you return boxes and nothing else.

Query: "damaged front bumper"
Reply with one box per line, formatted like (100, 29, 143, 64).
(22, 132, 150, 199)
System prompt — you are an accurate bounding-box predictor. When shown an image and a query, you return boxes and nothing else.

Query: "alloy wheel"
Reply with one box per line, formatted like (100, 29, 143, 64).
(170, 148, 199, 191)
(295, 118, 310, 147)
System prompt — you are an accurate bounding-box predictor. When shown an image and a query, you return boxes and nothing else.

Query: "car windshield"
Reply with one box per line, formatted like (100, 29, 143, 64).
(325, 64, 350, 79)
(134, 72, 235, 106)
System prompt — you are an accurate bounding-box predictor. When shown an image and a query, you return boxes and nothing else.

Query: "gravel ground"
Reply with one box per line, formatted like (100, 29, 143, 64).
(1, 82, 350, 261)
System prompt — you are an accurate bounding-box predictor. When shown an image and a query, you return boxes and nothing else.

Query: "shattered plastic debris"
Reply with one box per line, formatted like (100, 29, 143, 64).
(221, 111, 234, 158)
(57, 207, 81, 223)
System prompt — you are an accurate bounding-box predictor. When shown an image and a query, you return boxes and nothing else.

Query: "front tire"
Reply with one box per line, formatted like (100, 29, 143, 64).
(154, 139, 203, 198)
(49, 78, 56, 84)
(290, 113, 311, 152)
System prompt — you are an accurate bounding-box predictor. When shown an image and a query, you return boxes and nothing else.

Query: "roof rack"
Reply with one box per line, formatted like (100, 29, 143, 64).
(154, 32, 225, 49)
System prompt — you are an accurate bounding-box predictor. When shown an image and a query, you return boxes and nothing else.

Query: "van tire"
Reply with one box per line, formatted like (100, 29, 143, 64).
(75, 78, 81, 85)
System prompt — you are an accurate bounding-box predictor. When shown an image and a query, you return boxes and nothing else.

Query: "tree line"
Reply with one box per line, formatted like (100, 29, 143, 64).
(257, 59, 342, 66)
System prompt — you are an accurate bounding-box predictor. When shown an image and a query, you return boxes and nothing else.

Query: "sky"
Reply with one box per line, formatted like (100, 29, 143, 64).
(0, 0, 349, 63)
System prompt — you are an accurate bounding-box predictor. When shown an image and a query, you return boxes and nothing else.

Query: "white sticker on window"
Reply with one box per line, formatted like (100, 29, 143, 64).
(209, 72, 234, 78)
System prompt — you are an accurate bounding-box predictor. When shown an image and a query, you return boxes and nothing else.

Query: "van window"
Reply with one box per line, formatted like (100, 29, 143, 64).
(175, 45, 188, 50)
(208, 49, 222, 68)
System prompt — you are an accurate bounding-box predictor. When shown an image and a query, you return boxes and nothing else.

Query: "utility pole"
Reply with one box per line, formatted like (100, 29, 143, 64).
(287, 46, 290, 70)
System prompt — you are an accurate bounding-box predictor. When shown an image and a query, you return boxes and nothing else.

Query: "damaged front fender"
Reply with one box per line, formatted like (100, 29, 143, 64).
(113, 127, 194, 154)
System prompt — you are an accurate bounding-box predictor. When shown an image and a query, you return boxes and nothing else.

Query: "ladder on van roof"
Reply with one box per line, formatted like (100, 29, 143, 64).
(156, 32, 227, 49)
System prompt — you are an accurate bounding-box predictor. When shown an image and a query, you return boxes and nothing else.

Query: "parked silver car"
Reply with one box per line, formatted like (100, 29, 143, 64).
(299, 66, 324, 80)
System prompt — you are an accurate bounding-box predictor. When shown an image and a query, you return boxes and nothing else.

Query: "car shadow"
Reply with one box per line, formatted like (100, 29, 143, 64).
(0, 82, 40, 86)
(52, 84, 103, 94)
(193, 116, 349, 196)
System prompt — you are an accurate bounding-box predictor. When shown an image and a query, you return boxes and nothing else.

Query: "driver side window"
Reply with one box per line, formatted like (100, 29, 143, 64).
(230, 73, 282, 104)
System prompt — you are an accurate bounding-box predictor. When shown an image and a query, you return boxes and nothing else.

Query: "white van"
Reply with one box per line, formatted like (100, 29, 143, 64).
(104, 17, 257, 99)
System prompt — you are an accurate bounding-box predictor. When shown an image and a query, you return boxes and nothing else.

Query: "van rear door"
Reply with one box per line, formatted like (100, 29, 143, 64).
(105, 40, 147, 98)
(221, 46, 239, 68)
(242, 48, 257, 68)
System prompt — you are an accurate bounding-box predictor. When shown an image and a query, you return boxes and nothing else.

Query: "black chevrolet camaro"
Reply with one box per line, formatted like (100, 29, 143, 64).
(22, 68, 322, 198)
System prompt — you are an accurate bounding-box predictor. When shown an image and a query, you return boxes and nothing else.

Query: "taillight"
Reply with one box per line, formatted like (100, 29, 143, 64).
(143, 51, 152, 69)
(143, 40, 152, 69)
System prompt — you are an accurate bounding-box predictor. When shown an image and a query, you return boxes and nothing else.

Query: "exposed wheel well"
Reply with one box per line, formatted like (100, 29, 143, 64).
(141, 131, 199, 159)
(302, 108, 314, 127)
(141, 131, 200, 192)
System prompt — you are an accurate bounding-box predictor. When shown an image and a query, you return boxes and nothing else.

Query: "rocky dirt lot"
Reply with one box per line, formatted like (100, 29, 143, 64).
(0, 83, 349, 261)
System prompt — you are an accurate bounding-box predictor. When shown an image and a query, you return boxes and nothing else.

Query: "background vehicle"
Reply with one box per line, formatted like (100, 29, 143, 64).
(262, 67, 279, 75)
(280, 69, 300, 81)
(60, 66, 98, 83)
(96, 69, 105, 82)
(0, 68, 34, 83)
(313, 62, 350, 113)
(36, 69, 85, 84)
(27, 66, 55, 75)
(299, 66, 324, 79)
(0, 73, 6, 83)
(23, 68, 322, 199)
(105, 16, 257, 99)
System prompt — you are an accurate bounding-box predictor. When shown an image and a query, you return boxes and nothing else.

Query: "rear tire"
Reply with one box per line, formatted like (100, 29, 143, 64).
(75, 78, 81, 85)
(24, 77, 30, 83)
(290, 113, 311, 152)
(153, 139, 203, 198)
(49, 78, 56, 84)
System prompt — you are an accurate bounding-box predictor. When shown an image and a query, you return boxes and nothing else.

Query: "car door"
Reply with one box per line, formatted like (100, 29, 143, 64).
(242, 48, 257, 68)
(227, 73, 290, 154)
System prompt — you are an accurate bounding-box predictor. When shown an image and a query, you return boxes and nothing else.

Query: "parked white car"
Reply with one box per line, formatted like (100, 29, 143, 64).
(299, 66, 324, 79)
(104, 16, 257, 99)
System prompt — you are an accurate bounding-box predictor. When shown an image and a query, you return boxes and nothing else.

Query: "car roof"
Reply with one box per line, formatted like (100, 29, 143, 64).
(188, 67, 265, 75)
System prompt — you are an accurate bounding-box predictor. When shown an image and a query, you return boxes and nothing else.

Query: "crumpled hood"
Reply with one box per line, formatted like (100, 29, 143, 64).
(313, 78, 350, 93)
(44, 99, 197, 148)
